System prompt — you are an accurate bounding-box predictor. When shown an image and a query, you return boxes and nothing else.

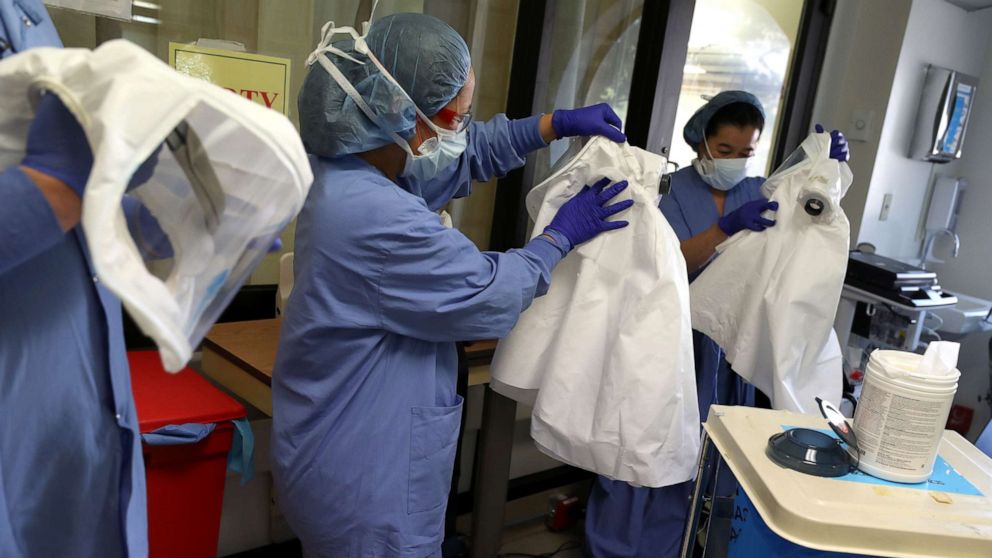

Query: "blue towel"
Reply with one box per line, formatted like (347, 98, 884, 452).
(141, 419, 255, 485)
(141, 423, 215, 446)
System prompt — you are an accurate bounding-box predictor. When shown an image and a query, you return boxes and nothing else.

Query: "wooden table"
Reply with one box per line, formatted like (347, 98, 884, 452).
(200, 319, 514, 557)
(201, 319, 282, 416)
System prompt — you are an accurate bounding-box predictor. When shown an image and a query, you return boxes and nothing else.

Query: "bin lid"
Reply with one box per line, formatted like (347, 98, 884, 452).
(704, 405, 992, 558)
(129, 350, 245, 433)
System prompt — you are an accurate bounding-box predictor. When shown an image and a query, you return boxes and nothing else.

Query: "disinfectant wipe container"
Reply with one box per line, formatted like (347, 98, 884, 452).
(853, 342, 960, 483)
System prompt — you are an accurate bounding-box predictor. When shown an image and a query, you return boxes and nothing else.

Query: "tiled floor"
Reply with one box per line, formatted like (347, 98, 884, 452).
(228, 517, 585, 557)
(229, 480, 591, 557)
(497, 519, 585, 557)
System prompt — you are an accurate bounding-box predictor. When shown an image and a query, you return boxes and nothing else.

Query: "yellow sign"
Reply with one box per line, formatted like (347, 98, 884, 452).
(169, 43, 291, 116)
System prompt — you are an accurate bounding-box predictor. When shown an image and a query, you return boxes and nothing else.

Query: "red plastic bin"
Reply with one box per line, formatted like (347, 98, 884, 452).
(129, 350, 246, 558)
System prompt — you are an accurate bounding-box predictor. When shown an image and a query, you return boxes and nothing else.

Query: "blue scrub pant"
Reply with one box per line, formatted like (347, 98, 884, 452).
(584, 331, 754, 558)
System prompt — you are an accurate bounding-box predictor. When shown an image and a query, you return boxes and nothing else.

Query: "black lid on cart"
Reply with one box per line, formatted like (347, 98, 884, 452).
(765, 398, 860, 478)
(766, 428, 851, 478)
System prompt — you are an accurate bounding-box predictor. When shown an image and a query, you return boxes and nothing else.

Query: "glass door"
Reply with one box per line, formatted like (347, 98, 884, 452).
(667, 0, 805, 173)
(528, 0, 645, 181)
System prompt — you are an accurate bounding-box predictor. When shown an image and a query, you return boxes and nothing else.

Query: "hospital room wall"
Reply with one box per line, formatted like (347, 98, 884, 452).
(812, 0, 992, 440)
(853, 0, 992, 261)
(811, 0, 991, 254)
(809, 0, 913, 246)
(930, 30, 992, 440)
(842, 0, 992, 441)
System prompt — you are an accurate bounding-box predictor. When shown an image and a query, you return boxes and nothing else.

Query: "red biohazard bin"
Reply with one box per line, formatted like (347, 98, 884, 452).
(129, 350, 246, 558)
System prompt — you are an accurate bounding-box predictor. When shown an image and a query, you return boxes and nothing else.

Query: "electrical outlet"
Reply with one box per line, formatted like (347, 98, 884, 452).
(879, 193, 894, 221)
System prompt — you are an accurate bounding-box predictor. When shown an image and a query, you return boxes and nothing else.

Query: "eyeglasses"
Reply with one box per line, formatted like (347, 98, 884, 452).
(436, 107, 473, 133)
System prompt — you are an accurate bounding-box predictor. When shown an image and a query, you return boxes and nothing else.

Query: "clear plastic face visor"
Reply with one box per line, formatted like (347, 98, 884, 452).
(98, 102, 301, 372)
(759, 132, 851, 221)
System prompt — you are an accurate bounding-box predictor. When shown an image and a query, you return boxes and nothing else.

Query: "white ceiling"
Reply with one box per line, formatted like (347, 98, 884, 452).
(945, 0, 992, 11)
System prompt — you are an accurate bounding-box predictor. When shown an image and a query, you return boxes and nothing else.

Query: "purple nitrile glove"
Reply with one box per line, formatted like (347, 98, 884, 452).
(718, 198, 779, 236)
(815, 123, 850, 162)
(544, 177, 634, 248)
(551, 103, 627, 143)
(21, 93, 94, 197)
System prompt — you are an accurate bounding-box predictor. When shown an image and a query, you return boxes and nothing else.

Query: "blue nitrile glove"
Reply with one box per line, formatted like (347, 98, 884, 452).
(21, 93, 94, 197)
(718, 198, 779, 236)
(544, 177, 634, 249)
(551, 103, 627, 143)
(815, 123, 850, 162)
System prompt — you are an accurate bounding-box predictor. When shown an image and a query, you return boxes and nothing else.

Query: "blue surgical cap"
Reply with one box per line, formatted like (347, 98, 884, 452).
(299, 13, 472, 158)
(682, 90, 765, 150)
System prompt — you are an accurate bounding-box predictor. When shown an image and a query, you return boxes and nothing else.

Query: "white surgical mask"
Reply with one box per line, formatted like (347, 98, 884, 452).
(692, 140, 753, 191)
(306, 21, 468, 181)
(402, 125, 467, 181)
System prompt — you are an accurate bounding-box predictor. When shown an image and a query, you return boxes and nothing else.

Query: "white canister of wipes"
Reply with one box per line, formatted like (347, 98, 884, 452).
(852, 344, 960, 483)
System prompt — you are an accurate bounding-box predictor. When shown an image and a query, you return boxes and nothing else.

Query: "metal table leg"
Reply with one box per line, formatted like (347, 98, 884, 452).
(834, 297, 857, 352)
(470, 385, 518, 558)
(904, 309, 927, 351)
(681, 431, 715, 558)
(702, 446, 730, 558)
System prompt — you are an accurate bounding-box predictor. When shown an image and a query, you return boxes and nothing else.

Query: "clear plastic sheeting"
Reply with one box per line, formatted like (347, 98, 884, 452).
(689, 132, 852, 414)
(0, 40, 313, 371)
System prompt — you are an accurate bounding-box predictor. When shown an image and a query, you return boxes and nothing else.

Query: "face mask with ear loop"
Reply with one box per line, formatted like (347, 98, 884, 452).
(692, 139, 754, 191)
(305, 21, 468, 182)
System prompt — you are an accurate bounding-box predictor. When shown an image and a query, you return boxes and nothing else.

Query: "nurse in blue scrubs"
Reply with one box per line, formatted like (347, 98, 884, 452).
(585, 91, 850, 557)
(1, 2, 152, 556)
(272, 13, 634, 557)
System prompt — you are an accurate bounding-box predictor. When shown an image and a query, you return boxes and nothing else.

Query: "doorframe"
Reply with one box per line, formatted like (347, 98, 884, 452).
(623, 0, 696, 154)
(489, 0, 550, 252)
(491, 0, 696, 250)
(770, 0, 837, 168)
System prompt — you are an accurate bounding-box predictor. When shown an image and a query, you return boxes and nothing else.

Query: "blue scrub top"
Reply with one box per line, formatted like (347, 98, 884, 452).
(272, 114, 561, 556)
(0, 2, 147, 557)
(660, 165, 765, 413)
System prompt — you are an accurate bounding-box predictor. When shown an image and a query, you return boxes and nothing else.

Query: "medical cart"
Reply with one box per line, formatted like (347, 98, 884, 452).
(681, 405, 992, 558)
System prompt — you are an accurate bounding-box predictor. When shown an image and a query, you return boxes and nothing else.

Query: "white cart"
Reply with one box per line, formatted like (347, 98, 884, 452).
(681, 405, 992, 558)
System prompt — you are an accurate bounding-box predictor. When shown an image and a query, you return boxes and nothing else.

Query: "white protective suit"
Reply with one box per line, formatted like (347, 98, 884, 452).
(0, 40, 313, 372)
(491, 137, 700, 488)
(689, 132, 851, 413)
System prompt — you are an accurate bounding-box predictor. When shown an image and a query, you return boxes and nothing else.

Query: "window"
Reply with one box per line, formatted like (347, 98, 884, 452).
(667, 0, 804, 173)
(529, 0, 645, 177)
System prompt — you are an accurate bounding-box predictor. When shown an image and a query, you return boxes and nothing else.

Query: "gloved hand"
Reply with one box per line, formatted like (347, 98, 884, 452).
(21, 92, 94, 197)
(545, 177, 633, 248)
(551, 103, 627, 143)
(815, 124, 850, 162)
(718, 198, 779, 236)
